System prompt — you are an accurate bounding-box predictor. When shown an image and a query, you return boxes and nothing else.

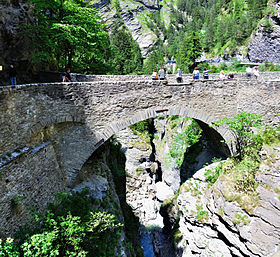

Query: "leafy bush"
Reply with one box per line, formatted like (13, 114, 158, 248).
(129, 120, 150, 135)
(1, 189, 123, 257)
(167, 119, 202, 167)
(204, 163, 223, 187)
(212, 112, 264, 160)
(262, 126, 280, 145)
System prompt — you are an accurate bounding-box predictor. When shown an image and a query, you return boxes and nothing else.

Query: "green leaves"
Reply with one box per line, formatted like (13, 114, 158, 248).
(175, 32, 202, 73)
(167, 118, 202, 167)
(26, 0, 111, 73)
(1, 189, 124, 256)
(0, 238, 20, 257)
(109, 25, 143, 75)
(212, 112, 264, 160)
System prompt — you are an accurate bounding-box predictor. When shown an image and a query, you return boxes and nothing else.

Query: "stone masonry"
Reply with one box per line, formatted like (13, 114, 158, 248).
(0, 78, 280, 237)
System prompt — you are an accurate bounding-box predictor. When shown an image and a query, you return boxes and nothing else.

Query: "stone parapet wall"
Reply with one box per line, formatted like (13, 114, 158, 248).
(77, 71, 280, 82)
(36, 71, 280, 84)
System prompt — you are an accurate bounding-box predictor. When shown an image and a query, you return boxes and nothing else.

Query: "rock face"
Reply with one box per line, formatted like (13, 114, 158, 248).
(0, 0, 33, 84)
(93, 0, 160, 57)
(115, 127, 163, 225)
(168, 146, 280, 257)
(248, 0, 280, 63)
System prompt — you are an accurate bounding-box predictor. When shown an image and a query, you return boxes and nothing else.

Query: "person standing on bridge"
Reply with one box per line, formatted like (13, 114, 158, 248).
(8, 64, 17, 86)
(176, 68, 183, 83)
(63, 68, 71, 82)
(246, 66, 252, 80)
(152, 69, 158, 80)
(192, 67, 199, 80)
(203, 67, 211, 80)
(219, 70, 226, 80)
(158, 67, 165, 80)
(253, 66, 260, 80)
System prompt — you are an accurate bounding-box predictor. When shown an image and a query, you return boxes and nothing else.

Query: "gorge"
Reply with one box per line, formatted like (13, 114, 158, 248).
(1, 0, 280, 256)
(0, 77, 279, 256)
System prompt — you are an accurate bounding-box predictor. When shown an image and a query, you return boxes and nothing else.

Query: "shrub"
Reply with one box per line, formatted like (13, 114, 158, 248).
(2, 189, 123, 257)
(212, 112, 264, 160)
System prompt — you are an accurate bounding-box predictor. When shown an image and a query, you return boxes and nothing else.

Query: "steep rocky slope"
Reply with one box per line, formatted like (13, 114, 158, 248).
(248, 0, 280, 63)
(165, 146, 280, 257)
(114, 116, 280, 257)
(92, 0, 160, 57)
(0, 0, 33, 83)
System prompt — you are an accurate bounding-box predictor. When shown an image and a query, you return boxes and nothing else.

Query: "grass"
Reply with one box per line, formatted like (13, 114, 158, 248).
(232, 213, 251, 226)
(205, 158, 261, 214)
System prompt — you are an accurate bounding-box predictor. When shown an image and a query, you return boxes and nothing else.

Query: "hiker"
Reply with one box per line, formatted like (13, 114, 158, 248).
(158, 67, 165, 80)
(176, 68, 183, 83)
(152, 69, 158, 80)
(63, 68, 71, 82)
(253, 66, 260, 79)
(8, 64, 17, 85)
(192, 67, 199, 80)
(219, 70, 226, 80)
(203, 67, 210, 80)
(246, 66, 252, 79)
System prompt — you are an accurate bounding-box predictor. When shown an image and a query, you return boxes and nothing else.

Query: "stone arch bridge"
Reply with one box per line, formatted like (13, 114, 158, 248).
(1, 78, 280, 181)
(0, 77, 280, 236)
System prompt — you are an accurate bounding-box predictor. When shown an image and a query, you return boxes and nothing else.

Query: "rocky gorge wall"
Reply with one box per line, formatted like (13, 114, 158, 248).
(170, 146, 280, 257)
(248, 0, 280, 63)
(0, 0, 34, 84)
(114, 115, 280, 257)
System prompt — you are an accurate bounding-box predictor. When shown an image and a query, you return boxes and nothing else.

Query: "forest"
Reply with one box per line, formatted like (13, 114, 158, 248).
(26, 0, 269, 74)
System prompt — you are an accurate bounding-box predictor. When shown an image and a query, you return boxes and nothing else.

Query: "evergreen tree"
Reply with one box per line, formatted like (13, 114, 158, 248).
(110, 24, 143, 74)
(176, 32, 202, 73)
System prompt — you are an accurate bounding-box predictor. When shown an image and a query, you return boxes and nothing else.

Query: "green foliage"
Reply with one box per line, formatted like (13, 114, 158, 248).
(259, 62, 280, 72)
(0, 238, 20, 257)
(204, 162, 223, 187)
(153, 0, 268, 61)
(212, 112, 264, 160)
(221, 158, 260, 214)
(2, 189, 123, 257)
(110, 24, 143, 74)
(167, 119, 202, 167)
(193, 204, 209, 223)
(261, 126, 280, 145)
(233, 159, 259, 193)
(142, 47, 165, 75)
(175, 32, 202, 73)
(25, 0, 112, 73)
(129, 120, 150, 135)
(232, 213, 250, 226)
(209, 61, 247, 74)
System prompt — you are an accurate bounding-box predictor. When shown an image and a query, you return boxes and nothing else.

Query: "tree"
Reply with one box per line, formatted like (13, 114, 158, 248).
(175, 32, 202, 73)
(142, 48, 165, 75)
(25, 0, 112, 73)
(109, 24, 143, 74)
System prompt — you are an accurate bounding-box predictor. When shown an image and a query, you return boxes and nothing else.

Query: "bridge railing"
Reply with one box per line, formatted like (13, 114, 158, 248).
(71, 72, 280, 83)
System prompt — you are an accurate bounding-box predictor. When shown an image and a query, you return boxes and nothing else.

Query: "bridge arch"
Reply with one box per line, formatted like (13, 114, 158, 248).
(98, 106, 234, 155)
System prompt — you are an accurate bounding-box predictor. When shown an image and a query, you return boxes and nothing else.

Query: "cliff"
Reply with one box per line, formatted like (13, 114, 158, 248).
(248, 0, 280, 63)
(0, 0, 33, 83)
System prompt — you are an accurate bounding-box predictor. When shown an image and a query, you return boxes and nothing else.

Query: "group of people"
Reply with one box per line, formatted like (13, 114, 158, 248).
(192, 67, 212, 80)
(246, 66, 260, 79)
(152, 67, 166, 81)
(218, 70, 234, 80)
(152, 67, 183, 83)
